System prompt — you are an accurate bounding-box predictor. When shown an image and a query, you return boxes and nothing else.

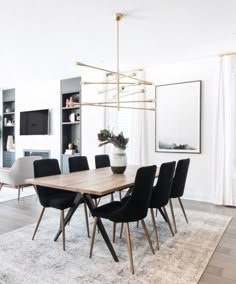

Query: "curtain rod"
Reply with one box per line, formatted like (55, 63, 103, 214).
(218, 52, 236, 57)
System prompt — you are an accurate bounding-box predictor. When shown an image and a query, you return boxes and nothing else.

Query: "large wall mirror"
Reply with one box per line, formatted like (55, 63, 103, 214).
(155, 80, 201, 153)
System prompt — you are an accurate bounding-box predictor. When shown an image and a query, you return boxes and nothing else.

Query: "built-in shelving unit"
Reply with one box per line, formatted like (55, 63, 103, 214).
(2, 89, 15, 167)
(60, 77, 82, 173)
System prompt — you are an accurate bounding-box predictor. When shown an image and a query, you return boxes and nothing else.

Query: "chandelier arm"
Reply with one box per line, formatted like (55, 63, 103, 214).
(76, 62, 153, 85)
(98, 83, 141, 94)
(74, 99, 155, 105)
(81, 103, 155, 111)
(82, 81, 141, 85)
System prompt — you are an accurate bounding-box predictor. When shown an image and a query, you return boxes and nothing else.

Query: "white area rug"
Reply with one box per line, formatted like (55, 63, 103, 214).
(0, 185, 36, 203)
(0, 207, 231, 284)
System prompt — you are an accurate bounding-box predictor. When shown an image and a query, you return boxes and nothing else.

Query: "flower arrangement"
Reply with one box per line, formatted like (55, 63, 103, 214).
(97, 129, 129, 150)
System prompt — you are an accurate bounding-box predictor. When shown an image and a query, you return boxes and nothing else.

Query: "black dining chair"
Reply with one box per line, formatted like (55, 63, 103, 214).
(169, 158, 190, 233)
(94, 154, 118, 201)
(95, 154, 110, 169)
(68, 156, 98, 237)
(149, 161, 176, 249)
(89, 165, 157, 274)
(32, 159, 77, 251)
(69, 156, 90, 173)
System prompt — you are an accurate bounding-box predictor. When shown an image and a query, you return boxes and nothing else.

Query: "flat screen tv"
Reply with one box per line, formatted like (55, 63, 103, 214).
(20, 109, 49, 135)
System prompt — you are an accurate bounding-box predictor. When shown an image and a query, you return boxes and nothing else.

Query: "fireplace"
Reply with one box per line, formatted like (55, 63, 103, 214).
(23, 149, 50, 159)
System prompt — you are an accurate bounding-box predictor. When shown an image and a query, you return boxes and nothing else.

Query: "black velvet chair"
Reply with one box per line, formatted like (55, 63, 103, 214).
(69, 156, 89, 173)
(95, 154, 110, 169)
(94, 154, 118, 201)
(68, 156, 101, 237)
(32, 159, 77, 251)
(149, 161, 176, 249)
(169, 158, 190, 233)
(89, 165, 157, 274)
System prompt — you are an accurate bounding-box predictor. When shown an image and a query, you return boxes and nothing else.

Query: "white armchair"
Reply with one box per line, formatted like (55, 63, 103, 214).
(0, 156, 42, 200)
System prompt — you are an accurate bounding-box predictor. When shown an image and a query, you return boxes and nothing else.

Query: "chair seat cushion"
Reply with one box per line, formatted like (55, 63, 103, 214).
(92, 201, 122, 219)
(45, 192, 77, 210)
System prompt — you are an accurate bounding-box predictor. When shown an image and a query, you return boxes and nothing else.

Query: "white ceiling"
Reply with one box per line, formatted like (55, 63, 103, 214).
(1, 0, 236, 87)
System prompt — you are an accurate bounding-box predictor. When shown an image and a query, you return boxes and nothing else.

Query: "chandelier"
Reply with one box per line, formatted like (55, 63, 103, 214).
(75, 13, 155, 111)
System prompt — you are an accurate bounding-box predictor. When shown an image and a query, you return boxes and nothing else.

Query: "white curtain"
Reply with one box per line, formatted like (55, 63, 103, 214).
(213, 56, 235, 205)
(103, 70, 148, 165)
(128, 71, 148, 165)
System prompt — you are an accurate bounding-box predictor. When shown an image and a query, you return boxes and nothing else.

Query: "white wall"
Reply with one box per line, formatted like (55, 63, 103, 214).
(146, 57, 219, 202)
(15, 79, 61, 161)
(13, 73, 105, 169)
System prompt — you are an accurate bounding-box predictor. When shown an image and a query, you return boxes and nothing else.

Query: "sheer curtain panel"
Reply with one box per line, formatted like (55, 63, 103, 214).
(212, 56, 235, 205)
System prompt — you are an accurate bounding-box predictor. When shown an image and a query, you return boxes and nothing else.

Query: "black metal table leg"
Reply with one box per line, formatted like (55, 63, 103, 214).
(54, 193, 84, 241)
(84, 194, 119, 262)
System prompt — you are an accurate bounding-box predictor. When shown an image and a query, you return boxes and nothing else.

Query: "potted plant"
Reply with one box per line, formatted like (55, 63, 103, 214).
(97, 129, 129, 174)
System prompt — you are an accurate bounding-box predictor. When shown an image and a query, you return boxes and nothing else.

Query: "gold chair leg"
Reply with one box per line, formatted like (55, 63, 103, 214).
(125, 223, 134, 274)
(150, 208, 159, 250)
(61, 209, 65, 251)
(178, 197, 188, 223)
(113, 222, 116, 243)
(141, 219, 155, 254)
(84, 203, 90, 238)
(18, 186, 21, 201)
(163, 206, 174, 237)
(169, 199, 177, 233)
(89, 217, 97, 258)
(136, 220, 139, 228)
(120, 223, 124, 239)
(32, 207, 45, 240)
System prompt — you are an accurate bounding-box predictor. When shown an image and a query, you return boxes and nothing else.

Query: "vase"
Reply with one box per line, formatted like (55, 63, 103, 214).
(110, 148, 127, 174)
(6, 135, 14, 151)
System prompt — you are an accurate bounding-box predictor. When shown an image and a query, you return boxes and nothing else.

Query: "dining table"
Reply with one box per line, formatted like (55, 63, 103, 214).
(26, 165, 151, 262)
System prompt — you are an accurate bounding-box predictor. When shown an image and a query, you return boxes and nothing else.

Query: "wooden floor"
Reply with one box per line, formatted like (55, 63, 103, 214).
(0, 195, 235, 283)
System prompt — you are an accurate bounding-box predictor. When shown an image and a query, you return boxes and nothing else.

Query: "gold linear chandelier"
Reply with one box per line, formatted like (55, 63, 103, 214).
(75, 13, 155, 111)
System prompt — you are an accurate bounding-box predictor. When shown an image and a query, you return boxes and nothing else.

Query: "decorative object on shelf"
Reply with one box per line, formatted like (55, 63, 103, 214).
(6, 135, 14, 151)
(97, 129, 129, 174)
(75, 13, 155, 111)
(68, 143, 75, 150)
(75, 113, 80, 121)
(5, 108, 10, 113)
(69, 97, 74, 107)
(65, 149, 76, 155)
(69, 113, 75, 122)
(66, 99, 70, 107)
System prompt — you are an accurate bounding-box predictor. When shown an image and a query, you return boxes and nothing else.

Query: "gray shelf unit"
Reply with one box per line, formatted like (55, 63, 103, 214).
(2, 89, 15, 167)
(60, 77, 82, 173)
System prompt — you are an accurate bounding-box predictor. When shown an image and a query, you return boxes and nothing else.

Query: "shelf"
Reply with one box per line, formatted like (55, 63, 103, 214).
(62, 106, 80, 110)
(62, 121, 80, 125)
(4, 125, 15, 127)
(3, 112, 15, 115)
(61, 91, 80, 95)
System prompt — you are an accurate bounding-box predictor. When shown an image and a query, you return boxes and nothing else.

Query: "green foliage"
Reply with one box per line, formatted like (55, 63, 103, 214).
(97, 129, 129, 150)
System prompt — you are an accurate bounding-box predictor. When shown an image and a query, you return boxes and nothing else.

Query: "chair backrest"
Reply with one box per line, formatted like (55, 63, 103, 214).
(150, 161, 176, 208)
(95, 154, 110, 169)
(33, 159, 61, 205)
(68, 156, 89, 173)
(170, 158, 190, 198)
(9, 156, 42, 185)
(109, 165, 157, 222)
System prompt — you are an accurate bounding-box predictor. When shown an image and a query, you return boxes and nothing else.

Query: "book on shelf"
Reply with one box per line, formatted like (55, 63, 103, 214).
(64, 149, 76, 155)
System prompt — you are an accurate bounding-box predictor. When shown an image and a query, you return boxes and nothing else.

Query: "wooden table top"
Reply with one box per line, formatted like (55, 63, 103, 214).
(26, 165, 157, 196)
